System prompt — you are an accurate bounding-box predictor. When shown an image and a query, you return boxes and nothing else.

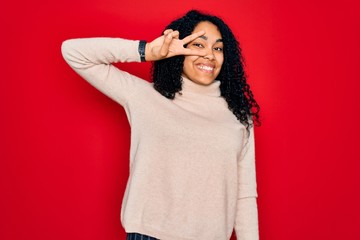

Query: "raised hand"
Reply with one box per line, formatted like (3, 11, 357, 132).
(144, 29, 207, 61)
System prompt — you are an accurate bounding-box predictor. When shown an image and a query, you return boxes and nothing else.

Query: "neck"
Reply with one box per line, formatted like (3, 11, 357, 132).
(181, 76, 221, 97)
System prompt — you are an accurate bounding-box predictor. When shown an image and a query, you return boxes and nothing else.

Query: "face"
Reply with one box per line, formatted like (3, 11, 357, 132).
(182, 21, 224, 86)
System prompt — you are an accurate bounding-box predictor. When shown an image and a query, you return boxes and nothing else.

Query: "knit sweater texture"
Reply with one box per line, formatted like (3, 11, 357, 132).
(61, 38, 259, 240)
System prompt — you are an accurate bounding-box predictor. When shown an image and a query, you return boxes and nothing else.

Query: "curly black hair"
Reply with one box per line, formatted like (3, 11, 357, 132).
(152, 10, 260, 133)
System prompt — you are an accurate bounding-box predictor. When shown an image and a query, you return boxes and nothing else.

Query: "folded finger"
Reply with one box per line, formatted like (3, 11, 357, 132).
(163, 29, 173, 35)
(171, 30, 180, 39)
(159, 32, 173, 56)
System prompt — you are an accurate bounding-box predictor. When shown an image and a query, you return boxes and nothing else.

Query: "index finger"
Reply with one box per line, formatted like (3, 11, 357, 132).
(182, 30, 206, 44)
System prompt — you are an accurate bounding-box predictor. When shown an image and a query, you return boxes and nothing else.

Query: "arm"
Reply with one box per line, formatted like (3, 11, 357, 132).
(61, 31, 207, 105)
(61, 38, 143, 106)
(235, 127, 259, 240)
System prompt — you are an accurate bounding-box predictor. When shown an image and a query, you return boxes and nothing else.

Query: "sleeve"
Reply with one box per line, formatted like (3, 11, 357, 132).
(234, 127, 259, 240)
(61, 37, 145, 106)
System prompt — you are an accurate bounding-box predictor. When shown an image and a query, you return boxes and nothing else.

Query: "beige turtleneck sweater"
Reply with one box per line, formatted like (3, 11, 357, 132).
(61, 38, 259, 240)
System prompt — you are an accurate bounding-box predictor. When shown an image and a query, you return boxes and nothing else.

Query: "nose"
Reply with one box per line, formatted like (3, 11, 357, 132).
(203, 47, 215, 60)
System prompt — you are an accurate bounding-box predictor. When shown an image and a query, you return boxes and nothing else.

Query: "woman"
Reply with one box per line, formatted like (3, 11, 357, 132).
(62, 10, 260, 240)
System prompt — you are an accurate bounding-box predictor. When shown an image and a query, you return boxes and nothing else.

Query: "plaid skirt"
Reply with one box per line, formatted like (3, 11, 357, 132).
(126, 233, 159, 240)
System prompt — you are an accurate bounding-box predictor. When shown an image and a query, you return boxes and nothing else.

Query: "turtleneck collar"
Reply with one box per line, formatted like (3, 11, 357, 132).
(181, 76, 221, 97)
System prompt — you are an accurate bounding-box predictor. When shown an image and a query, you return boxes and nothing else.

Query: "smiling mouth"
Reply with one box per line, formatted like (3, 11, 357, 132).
(196, 64, 215, 73)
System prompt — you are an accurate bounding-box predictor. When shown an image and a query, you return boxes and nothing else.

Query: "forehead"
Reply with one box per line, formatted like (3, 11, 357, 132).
(192, 21, 222, 38)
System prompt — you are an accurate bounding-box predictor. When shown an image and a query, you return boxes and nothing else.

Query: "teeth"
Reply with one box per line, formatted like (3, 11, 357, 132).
(198, 65, 214, 71)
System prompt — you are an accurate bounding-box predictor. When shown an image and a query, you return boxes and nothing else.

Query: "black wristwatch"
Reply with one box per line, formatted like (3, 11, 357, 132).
(138, 40, 147, 62)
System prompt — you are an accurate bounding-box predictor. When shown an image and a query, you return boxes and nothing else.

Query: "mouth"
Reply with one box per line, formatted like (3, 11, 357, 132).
(196, 64, 215, 73)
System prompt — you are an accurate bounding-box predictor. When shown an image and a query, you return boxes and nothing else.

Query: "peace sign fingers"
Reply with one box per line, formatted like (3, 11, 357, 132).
(145, 29, 207, 61)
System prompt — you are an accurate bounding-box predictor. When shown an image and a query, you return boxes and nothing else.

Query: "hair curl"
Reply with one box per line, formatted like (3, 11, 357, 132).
(152, 10, 260, 133)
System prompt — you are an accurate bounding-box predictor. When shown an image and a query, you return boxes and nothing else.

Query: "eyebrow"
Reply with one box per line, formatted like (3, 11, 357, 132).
(198, 35, 223, 42)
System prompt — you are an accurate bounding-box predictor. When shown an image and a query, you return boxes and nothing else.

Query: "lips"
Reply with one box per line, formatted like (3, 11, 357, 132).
(196, 64, 215, 73)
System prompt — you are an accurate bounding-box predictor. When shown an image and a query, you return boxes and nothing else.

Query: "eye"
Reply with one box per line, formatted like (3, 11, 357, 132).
(192, 43, 204, 48)
(214, 47, 223, 51)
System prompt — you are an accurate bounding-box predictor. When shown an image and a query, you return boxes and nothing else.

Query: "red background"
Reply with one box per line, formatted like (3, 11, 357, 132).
(1, 0, 360, 239)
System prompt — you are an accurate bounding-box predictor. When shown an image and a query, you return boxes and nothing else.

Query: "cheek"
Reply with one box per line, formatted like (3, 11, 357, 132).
(183, 56, 190, 67)
(217, 55, 224, 69)
(183, 56, 197, 72)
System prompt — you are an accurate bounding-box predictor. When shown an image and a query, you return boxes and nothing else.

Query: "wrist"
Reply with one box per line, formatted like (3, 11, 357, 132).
(138, 40, 147, 62)
(144, 43, 151, 61)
